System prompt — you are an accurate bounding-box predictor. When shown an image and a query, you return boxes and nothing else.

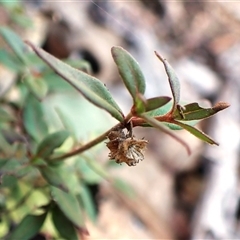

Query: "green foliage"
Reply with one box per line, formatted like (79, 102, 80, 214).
(51, 187, 85, 229)
(35, 131, 69, 159)
(154, 51, 181, 112)
(51, 204, 79, 240)
(6, 212, 47, 240)
(23, 94, 48, 142)
(0, 27, 28, 65)
(26, 41, 125, 122)
(0, 18, 229, 239)
(111, 46, 146, 107)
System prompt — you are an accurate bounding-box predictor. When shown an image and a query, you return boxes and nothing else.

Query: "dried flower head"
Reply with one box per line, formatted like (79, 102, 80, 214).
(106, 128, 148, 166)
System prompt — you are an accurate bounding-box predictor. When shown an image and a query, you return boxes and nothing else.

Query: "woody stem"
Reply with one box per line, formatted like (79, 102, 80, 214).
(50, 113, 133, 161)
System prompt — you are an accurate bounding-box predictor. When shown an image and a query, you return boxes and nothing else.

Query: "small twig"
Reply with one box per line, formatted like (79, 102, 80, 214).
(50, 124, 119, 161)
(50, 113, 133, 161)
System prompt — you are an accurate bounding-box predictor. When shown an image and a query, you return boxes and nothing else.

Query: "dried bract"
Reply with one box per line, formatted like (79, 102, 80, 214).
(106, 129, 148, 166)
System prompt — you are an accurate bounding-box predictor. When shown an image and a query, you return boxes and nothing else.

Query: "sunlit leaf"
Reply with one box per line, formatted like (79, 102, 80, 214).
(26, 41, 124, 122)
(51, 187, 86, 230)
(54, 107, 78, 142)
(6, 212, 47, 240)
(65, 58, 92, 74)
(23, 94, 48, 142)
(111, 46, 146, 102)
(173, 102, 230, 121)
(0, 49, 22, 71)
(35, 130, 69, 159)
(173, 120, 219, 145)
(0, 26, 28, 65)
(24, 75, 48, 100)
(155, 51, 180, 112)
(39, 165, 69, 192)
(52, 204, 78, 240)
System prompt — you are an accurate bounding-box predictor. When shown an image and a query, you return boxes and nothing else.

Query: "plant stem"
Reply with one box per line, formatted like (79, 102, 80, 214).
(50, 113, 133, 161)
(50, 124, 119, 161)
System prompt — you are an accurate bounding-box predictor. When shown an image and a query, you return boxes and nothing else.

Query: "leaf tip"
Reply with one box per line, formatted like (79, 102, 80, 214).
(210, 140, 219, 146)
(111, 46, 122, 55)
(24, 40, 33, 48)
(154, 50, 165, 62)
(214, 101, 230, 111)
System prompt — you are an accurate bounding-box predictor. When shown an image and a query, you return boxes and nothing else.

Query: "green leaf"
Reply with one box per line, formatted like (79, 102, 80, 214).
(65, 58, 92, 74)
(0, 159, 32, 178)
(145, 101, 199, 130)
(144, 101, 182, 129)
(52, 204, 78, 240)
(111, 46, 146, 102)
(75, 158, 103, 184)
(0, 26, 28, 65)
(51, 187, 86, 230)
(77, 155, 109, 183)
(11, 142, 28, 161)
(140, 114, 191, 155)
(173, 120, 219, 145)
(0, 159, 21, 172)
(132, 93, 147, 115)
(0, 159, 8, 168)
(145, 96, 172, 112)
(24, 75, 48, 100)
(6, 212, 47, 240)
(35, 130, 69, 159)
(77, 184, 97, 222)
(0, 49, 22, 71)
(23, 94, 48, 142)
(0, 107, 16, 122)
(26, 41, 124, 122)
(155, 51, 180, 112)
(1, 175, 17, 188)
(54, 107, 78, 142)
(0, 133, 13, 156)
(174, 102, 230, 121)
(147, 101, 172, 117)
(39, 165, 69, 192)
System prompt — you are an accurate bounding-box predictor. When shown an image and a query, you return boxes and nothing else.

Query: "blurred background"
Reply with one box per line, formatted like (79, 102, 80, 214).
(0, 0, 240, 239)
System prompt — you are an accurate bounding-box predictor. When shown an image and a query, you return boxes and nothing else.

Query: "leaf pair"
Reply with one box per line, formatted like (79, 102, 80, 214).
(112, 46, 172, 115)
